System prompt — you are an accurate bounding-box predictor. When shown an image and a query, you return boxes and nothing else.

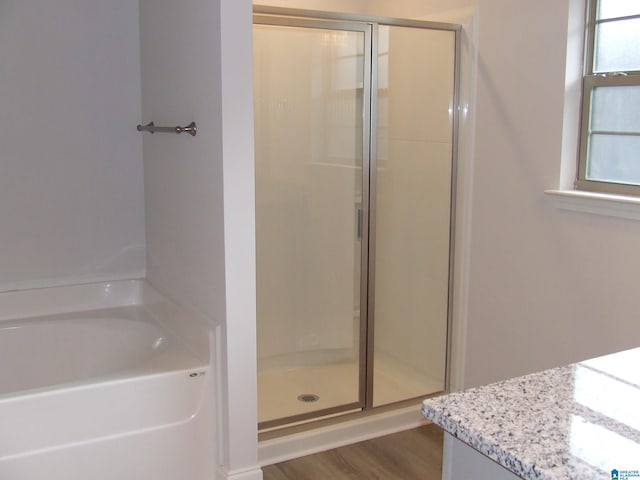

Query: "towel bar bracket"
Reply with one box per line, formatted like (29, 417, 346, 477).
(136, 121, 197, 137)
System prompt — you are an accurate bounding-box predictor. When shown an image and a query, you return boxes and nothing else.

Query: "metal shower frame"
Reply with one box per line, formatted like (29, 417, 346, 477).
(254, 5, 462, 432)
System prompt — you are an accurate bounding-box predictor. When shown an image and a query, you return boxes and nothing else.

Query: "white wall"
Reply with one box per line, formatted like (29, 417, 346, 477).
(219, 1, 261, 478)
(461, 0, 640, 388)
(365, 0, 475, 21)
(140, 1, 260, 479)
(0, 0, 145, 292)
(255, 0, 472, 19)
(254, 0, 368, 14)
(140, 0, 226, 322)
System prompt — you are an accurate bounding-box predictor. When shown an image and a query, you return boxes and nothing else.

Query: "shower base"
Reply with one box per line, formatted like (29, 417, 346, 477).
(258, 359, 443, 427)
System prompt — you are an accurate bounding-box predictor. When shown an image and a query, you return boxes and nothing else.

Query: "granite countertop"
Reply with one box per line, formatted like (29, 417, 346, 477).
(422, 347, 640, 480)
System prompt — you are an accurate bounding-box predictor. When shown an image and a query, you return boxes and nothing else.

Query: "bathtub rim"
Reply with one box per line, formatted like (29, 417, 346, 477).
(0, 278, 211, 361)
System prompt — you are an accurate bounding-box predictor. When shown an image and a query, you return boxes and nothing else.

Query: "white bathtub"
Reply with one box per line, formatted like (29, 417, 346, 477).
(0, 280, 215, 480)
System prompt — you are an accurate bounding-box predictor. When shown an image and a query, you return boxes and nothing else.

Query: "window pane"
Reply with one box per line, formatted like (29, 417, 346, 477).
(591, 85, 640, 132)
(598, 0, 640, 20)
(587, 134, 640, 185)
(594, 18, 640, 72)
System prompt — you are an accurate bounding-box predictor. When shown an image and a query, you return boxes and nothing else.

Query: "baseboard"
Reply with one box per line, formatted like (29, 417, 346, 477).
(258, 404, 428, 466)
(217, 465, 263, 480)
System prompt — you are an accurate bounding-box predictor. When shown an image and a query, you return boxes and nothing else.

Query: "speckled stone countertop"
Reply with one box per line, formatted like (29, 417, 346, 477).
(422, 347, 640, 479)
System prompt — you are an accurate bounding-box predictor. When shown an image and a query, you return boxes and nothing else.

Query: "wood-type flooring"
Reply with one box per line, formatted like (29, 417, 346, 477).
(262, 424, 444, 480)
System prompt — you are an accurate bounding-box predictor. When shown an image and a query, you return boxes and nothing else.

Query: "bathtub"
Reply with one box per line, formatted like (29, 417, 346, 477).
(0, 280, 215, 480)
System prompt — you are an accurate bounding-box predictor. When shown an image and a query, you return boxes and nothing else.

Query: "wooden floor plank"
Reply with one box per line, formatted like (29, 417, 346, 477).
(262, 424, 443, 480)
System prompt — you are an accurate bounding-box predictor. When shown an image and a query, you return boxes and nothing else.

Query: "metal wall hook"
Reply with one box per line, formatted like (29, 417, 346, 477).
(137, 121, 197, 137)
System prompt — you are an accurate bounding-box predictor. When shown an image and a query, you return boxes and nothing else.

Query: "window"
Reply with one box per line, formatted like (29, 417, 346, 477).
(578, 0, 640, 195)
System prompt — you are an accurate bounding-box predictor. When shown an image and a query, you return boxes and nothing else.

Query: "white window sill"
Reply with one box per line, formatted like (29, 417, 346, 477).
(545, 189, 640, 221)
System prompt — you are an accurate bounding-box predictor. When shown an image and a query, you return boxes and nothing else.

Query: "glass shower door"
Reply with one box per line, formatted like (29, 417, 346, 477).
(371, 25, 456, 407)
(253, 18, 370, 428)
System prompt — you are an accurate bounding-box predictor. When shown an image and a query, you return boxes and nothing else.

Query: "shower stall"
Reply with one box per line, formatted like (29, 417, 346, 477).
(253, 8, 459, 430)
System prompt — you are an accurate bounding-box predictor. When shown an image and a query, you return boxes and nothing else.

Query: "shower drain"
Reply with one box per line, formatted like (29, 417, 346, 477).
(297, 393, 320, 403)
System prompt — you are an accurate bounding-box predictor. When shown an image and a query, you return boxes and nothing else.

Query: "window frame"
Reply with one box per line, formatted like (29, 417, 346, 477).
(577, 0, 640, 196)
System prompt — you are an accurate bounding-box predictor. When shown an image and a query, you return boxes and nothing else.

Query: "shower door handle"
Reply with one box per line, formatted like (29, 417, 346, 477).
(357, 207, 363, 240)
